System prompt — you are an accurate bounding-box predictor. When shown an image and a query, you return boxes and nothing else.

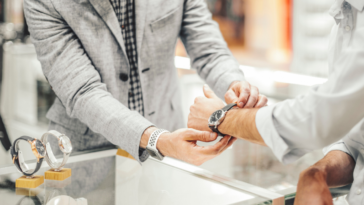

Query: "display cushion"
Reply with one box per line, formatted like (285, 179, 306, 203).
(45, 168, 72, 181)
(15, 175, 44, 188)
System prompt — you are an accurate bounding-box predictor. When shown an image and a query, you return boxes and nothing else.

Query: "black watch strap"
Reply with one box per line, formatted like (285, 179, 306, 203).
(209, 125, 224, 135)
(222, 103, 237, 112)
(209, 103, 237, 135)
(11, 136, 44, 177)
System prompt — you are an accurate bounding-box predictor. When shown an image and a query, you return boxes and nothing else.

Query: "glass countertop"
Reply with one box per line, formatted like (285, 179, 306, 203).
(0, 149, 286, 205)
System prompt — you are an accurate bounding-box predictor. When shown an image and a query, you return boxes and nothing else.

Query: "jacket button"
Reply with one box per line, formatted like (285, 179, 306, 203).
(356, 189, 362, 195)
(119, 73, 128, 82)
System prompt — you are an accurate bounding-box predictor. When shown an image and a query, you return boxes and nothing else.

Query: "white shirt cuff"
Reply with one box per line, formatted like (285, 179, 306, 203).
(255, 105, 290, 163)
(322, 140, 353, 158)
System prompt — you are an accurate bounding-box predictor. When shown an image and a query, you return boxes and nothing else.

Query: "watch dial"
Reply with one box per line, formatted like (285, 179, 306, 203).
(59, 136, 72, 153)
(210, 110, 223, 123)
(35, 140, 45, 157)
(215, 110, 223, 119)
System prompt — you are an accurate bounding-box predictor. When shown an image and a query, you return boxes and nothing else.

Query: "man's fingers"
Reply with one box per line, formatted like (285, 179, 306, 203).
(203, 84, 219, 99)
(237, 82, 251, 108)
(217, 135, 232, 153)
(184, 129, 218, 142)
(219, 137, 237, 153)
(254, 95, 268, 108)
(224, 89, 238, 104)
(243, 86, 259, 108)
(199, 135, 231, 155)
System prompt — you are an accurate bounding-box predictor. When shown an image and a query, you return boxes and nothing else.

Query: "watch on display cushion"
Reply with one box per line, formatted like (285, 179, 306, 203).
(10, 136, 46, 177)
(41, 130, 73, 171)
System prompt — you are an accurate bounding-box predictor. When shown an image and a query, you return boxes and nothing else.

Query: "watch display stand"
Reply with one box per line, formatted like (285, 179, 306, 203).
(16, 175, 44, 188)
(116, 148, 135, 160)
(45, 168, 72, 181)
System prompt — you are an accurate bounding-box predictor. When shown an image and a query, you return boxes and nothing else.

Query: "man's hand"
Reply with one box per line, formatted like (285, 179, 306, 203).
(188, 84, 265, 145)
(140, 126, 235, 165)
(188, 84, 225, 132)
(157, 128, 236, 166)
(295, 150, 355, 205)
(295, 168, 333, 205)
(225, 81, 267, 108)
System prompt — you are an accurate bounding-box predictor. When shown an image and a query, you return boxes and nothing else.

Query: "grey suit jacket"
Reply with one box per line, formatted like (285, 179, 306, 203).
(24, 0, 245, 163)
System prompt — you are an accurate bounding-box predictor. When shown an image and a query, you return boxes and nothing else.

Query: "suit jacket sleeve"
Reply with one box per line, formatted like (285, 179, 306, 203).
(179, 0, 246, 100)
(23, 0, 153, 163)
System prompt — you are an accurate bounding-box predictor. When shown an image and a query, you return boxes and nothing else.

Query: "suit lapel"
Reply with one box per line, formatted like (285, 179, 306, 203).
(88, 0, 128, 62)
(135, 0, 148, 54)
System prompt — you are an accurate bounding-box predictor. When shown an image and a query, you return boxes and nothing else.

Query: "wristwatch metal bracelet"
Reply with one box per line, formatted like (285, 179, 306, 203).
(146, 129, 169, 161)
(208, 103, 237, 135)
(10, 136, 46, 177)
(41, 130, 72, 171)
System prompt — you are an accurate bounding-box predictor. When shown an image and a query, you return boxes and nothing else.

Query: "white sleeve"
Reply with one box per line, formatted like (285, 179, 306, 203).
(255, 38, 364, 164)
(323, 118, 364, 162)
(322, 140, 352, 157)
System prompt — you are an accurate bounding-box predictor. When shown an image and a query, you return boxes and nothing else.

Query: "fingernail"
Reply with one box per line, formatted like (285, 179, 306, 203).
(239, 102, 244, 107)
(210, 133, 216, 139)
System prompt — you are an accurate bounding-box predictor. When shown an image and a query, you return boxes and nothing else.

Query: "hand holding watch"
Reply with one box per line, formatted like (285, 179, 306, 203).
(145, 103, 237, 161)
(208, 103, 237, 135)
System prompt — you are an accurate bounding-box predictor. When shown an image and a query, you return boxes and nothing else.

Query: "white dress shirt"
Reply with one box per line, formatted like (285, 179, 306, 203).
(255, 1, 364, 203)
(256, 0, 364, 164)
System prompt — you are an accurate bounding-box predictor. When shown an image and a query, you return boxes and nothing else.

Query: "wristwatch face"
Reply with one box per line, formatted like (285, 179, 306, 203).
(35, 140, 46, 157)
(59, 135, 72, 154)
(209, 110, 224, 124)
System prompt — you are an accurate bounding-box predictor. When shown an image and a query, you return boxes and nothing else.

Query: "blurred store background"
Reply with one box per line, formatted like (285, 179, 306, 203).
(0, 0, 336, 197)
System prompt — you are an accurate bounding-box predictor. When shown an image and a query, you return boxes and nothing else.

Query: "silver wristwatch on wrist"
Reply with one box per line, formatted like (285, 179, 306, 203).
(146, 129, 169, 161)
(41, 130, 72, 171)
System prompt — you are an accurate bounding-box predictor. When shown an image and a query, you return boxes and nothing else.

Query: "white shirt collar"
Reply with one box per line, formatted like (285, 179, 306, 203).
(329, 0, 345, 24)
(329, 0, 364, 24)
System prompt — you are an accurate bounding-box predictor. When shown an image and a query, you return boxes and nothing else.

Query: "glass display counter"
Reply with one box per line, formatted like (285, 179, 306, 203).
(0, 148, 287, 205)
(0, 147, 352, 205)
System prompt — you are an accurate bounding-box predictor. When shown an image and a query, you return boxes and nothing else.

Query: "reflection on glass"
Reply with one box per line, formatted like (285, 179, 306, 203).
(45, 195, 87, 205)
(115, 156, 270, 205)
(17, 196, 41, 205)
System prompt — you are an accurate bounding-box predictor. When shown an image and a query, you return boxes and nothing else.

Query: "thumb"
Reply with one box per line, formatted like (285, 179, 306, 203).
(184, 129, 218, 142)
(203, 84, 219, 99)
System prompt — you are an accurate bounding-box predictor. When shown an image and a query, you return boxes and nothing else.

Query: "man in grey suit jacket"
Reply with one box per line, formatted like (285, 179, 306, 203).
(24, 0, 267, 165)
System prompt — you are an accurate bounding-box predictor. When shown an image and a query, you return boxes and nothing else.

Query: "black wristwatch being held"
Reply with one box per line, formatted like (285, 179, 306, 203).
(208, 103, 237, 135)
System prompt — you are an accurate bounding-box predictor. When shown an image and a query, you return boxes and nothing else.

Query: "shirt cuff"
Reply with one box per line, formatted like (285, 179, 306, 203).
(256, 105, 291, 164)
(130, 124, 155, 164)
(139, 147, 149, 162)
(322, 140, 353, 159)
